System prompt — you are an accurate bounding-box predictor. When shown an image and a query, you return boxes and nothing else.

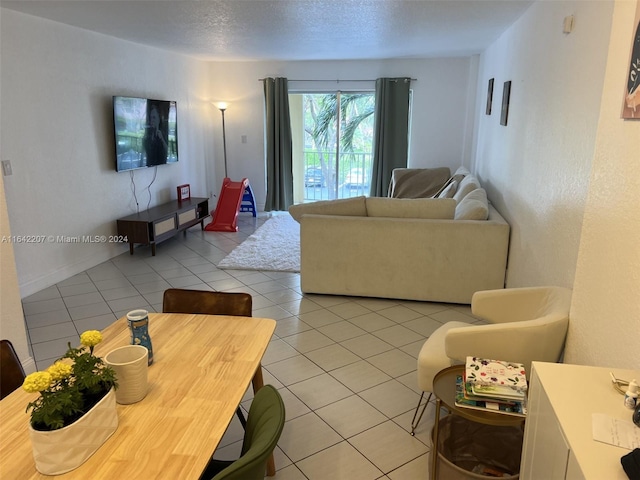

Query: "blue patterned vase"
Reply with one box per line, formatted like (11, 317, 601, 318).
(126, 309, 153, 365)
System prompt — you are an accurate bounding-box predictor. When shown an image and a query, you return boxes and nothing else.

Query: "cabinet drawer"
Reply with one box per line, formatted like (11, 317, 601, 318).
(154, 216, 176, 237)
(178, 208, 197, 227)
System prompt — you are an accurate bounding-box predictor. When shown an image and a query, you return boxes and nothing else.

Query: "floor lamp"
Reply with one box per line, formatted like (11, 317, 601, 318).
(216, 102, 229, 178)
(205, 102, 257, 232)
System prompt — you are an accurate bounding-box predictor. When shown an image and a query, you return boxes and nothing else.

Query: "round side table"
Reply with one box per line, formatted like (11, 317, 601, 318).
(431, 365, 526, 479)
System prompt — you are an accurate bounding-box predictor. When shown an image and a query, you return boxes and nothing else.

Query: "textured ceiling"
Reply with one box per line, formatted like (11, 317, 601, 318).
(1, 0, 534, 61)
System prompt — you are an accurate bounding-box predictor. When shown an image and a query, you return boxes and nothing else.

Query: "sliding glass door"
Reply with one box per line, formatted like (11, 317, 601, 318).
(290, 92, 375, 203)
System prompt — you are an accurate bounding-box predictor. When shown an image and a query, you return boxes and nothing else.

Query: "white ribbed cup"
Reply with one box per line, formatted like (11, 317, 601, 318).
(104, 345, 148, 405)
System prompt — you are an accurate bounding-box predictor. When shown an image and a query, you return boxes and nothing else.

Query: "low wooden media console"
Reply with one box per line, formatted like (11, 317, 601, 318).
(117, 197, 209, 256)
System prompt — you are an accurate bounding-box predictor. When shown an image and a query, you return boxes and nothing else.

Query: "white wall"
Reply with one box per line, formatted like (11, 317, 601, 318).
(474, 0, 613, 290)
(565, 0, 640, 369)
(207, 58, 477, 208)
(0, 9, 215, 297)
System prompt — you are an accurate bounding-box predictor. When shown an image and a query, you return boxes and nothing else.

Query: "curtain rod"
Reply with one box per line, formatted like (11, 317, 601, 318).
(258, 78, 417, 82)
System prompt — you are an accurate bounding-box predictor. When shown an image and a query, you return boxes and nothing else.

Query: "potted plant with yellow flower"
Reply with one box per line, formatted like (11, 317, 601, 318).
(22, 330, 119, 475)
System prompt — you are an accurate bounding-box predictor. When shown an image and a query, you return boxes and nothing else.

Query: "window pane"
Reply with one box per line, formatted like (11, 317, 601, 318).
(291, 92, 375, 203)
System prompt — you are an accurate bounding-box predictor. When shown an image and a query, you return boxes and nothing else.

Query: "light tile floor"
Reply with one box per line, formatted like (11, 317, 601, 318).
(22, 213, 484, 480)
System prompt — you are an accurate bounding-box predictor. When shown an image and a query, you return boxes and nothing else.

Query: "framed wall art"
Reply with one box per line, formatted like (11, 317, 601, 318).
(500, 81, 512, 126)
(486, 78, 494, 115)
(621, 1, 640, 119)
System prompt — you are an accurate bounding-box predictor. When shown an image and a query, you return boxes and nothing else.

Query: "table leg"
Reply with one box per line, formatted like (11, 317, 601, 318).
(251, 364, 276, 477)
(251, 363, 265, 392)
(431, 398, 442, 480)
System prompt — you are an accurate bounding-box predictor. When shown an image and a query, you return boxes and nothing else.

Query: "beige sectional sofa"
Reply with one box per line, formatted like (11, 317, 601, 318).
(289, 170, 510, 304)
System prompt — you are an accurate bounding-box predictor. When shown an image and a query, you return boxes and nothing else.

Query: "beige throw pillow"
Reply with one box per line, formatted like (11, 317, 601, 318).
(453, 175, 481, 203)
(432, 173, 464, 198)
(436, 180, 458, 198)
(365, 197, 456, 219)
(455, 188, 489, 220)
(454, 166, 472, 177)
(288, 196, 367, 223)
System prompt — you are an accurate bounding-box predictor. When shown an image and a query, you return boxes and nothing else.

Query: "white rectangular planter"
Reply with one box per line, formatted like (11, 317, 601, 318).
(29, 387, 118, 475)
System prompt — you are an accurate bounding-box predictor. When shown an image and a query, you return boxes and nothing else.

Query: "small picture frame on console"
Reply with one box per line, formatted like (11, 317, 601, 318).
(177, 184, 190, 202)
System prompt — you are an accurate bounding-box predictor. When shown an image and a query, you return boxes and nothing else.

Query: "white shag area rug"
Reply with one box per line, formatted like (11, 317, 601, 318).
(218, 214, 300, 272)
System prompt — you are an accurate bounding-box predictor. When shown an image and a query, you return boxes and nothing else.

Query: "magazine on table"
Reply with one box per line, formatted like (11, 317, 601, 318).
(470, 383, 526, 401)
(455, 375, 527, 417)
(462, 378, 520, 405)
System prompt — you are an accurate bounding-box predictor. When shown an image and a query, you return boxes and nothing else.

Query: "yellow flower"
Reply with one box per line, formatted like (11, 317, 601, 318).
(80, 330, 102, 347)
(46, 362, 72, 382)
(23, 372, 52, 393)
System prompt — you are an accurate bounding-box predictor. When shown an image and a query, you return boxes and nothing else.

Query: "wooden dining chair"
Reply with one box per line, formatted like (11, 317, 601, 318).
(162, 289, 252, 318)
(162, 289, 254, 429)
(1, 339, 26, 400)
(199, 385, 285, 480)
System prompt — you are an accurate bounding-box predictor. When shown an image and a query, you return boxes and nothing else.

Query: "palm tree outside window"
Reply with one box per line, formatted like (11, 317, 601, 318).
(289, 91, 376, 203)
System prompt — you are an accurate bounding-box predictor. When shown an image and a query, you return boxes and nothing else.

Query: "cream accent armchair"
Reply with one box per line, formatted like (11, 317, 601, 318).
(410, 286, 572, 435)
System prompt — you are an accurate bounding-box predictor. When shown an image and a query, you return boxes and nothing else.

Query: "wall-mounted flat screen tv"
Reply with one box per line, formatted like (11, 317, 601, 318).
(113, 96, 178, 172)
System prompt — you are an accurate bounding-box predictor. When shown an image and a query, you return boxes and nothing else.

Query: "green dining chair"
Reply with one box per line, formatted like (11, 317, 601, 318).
(199, 384, 286, 480)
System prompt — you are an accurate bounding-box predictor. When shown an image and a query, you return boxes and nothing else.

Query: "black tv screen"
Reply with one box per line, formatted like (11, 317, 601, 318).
(113, 96, 178, 172)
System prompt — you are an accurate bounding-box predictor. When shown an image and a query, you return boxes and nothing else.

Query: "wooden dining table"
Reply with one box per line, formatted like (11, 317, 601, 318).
(0, 313, 276, 479)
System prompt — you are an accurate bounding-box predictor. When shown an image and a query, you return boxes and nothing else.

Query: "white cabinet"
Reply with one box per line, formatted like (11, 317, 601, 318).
(521, 362, 639, 480)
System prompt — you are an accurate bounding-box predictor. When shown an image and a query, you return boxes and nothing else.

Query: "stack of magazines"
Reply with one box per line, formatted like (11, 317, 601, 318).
(454, 357, 527, 417)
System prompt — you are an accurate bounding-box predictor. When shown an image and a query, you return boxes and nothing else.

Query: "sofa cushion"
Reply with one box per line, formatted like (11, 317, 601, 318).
(288, 196, 367, 223)
(453, 175, 481, 203)
(436, 179, 458, 198)
(365, 197, 456, 219)
(455, 188, 489, 220)
(433, 172, 465, 198)
(454, 166, 471, 177)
